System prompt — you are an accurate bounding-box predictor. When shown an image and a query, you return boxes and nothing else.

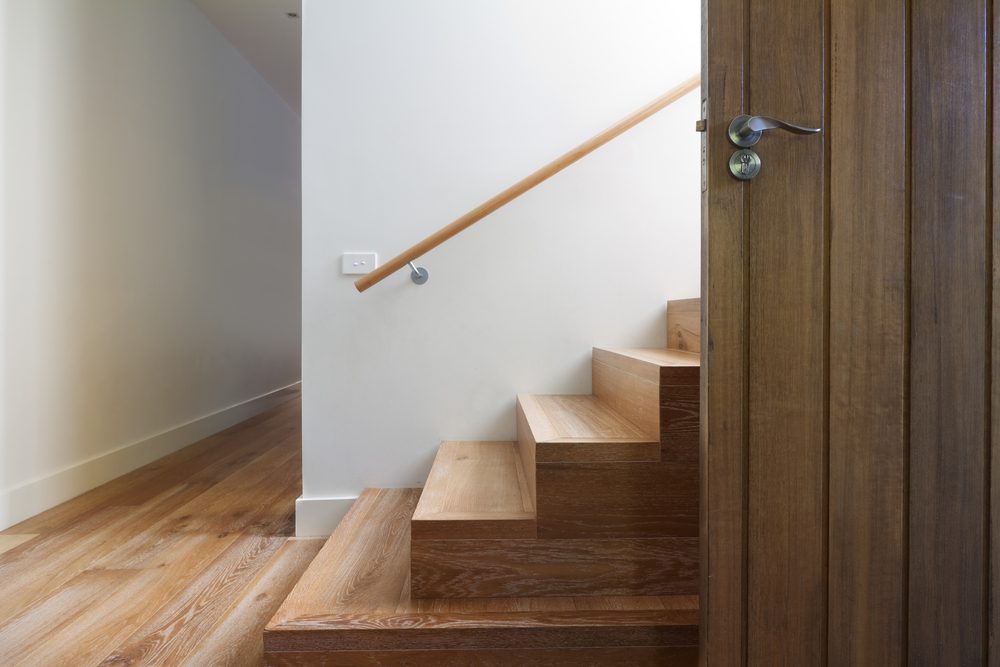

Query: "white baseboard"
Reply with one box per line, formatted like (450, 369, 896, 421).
(0, 382, 301, 531)
(295, 495, 357, 537)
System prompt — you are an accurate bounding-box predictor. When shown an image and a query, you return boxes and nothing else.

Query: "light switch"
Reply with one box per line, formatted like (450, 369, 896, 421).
(341, 252, 378, 275)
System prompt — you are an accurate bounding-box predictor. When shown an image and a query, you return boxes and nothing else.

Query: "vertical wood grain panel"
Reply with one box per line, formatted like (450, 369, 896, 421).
(700, 0, 748, 663)
(745, 0, 827, 663)
(909, 0, 990, 663)
(827, 0, 908, 663)
(706, 1, 999, 663)
(992, 1, 999, 663)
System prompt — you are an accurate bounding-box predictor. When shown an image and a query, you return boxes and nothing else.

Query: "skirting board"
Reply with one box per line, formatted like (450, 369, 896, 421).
(295, 495, 358, 537)
(0, 382, 301, 531)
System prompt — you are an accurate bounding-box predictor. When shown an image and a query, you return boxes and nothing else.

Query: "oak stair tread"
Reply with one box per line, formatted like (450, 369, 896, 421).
(517, 394, 659, 462)
(412, 441, 536, 539)
(595, 347, 700, 369)
(265, 488, 698, 663)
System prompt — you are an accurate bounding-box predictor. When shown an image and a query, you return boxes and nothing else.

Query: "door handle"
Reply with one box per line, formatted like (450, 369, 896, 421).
(728, 114, 821, 147)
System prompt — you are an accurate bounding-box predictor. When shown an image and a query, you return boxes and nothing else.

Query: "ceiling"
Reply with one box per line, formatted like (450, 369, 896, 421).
(192, 0, 302, 114)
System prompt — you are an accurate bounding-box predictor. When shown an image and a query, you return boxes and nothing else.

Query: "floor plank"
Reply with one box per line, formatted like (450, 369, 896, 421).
(13, 533, 237, 666)
(0, 534, 38, 556)
(0, 569, 135, 665)
(186, 537, 324, 667)
(97, 534, 286, 665)
(0, 394, 310, 666)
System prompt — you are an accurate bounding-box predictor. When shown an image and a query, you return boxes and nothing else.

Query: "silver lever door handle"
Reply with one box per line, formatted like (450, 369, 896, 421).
(728, 114, 821, 147)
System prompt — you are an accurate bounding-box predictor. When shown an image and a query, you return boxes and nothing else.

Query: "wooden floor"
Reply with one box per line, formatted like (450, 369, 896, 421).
(0, 391, 319, 666)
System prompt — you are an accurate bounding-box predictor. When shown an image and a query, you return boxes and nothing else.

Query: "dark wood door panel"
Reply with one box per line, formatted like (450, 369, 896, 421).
(908, 0, 991, 663)
(827, 0, 909, 663)
(745, 0, 827, 664)
(992, 0, 1000, 658)
(700, 0, 748, 663)
(703, 0, 997, 663)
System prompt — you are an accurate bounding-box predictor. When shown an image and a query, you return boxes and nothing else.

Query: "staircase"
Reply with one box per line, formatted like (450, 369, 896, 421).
(264, 298, 701, 666)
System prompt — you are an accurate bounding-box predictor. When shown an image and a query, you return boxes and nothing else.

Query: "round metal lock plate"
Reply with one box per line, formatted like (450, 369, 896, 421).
(728, 149, 761, 181)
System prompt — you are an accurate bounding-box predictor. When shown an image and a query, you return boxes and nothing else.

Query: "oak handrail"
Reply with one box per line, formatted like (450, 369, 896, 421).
(355, 73, 701, 292)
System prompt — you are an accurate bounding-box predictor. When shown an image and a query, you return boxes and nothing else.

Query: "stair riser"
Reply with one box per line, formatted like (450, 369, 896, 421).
(591, 350, 700, 465)
(666, 298, 701, 352)
(536, 462, 698, 539)
(412, 517, 537, 540)
(660, 383, 699, 464)
(410, 537, 697, 598)
(267, 622, 698, 654)
(265, 646, 698, 666)
(592, 353, 661, 440)
(516, 402, 537, 501)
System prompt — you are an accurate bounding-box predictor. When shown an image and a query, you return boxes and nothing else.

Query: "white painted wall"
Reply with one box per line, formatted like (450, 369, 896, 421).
(192, 0, 303, 113)
(0, 0, 302, 529)
(300, 0, 701, 535)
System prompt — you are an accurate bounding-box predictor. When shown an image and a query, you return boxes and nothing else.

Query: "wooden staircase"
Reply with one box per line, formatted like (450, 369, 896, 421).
(265, 298, 701, 665)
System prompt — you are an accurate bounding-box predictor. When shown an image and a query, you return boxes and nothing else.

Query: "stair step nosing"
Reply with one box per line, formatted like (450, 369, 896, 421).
(518, 394, 654, 442)
(593, 347, 700, 370)
(411, 441, 535, 533)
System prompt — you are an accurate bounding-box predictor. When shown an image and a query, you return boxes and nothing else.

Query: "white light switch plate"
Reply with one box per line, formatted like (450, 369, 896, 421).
(341, 252, 378, 275)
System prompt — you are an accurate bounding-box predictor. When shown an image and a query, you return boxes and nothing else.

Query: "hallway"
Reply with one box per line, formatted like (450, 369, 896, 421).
(0, 391, 314, 666)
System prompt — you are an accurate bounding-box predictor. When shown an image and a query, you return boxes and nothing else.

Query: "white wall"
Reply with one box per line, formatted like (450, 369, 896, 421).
(1, 0, 302, 529)
(300, 0, 700, 535)
(192, 0, 303, 113)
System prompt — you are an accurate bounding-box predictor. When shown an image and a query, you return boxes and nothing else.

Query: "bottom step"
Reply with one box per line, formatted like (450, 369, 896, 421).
(264, 488, 698, 666)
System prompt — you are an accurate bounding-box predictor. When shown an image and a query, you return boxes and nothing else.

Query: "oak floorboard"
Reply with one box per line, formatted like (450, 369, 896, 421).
(0, 534, 38, 556)
(11, 532, 240, 666)
(96, 534, 286, 665)
(0, 569, 136, 665)
(0, 395, 312, 666)
(186, 537, 324, 667)
(0, 502, 169, 626)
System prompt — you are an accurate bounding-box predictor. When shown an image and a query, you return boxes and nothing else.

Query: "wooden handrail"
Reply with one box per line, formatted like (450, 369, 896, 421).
(355, 73, 701, 292)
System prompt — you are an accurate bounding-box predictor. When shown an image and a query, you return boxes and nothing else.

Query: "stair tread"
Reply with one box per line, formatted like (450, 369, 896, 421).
(517, 394, 660, 463)
(598, 347, 700, 367)
(518, 394, 655, 443)
(265, 488, 698, 656)
(593, 348, 700, 387)
(412, 442, 535, 539)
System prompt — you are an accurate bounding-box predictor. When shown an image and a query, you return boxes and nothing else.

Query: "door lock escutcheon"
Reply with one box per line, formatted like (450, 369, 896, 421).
(728, 114, 822, 148)
(726, 114, 822, 180)
(728, 149, 761, 181)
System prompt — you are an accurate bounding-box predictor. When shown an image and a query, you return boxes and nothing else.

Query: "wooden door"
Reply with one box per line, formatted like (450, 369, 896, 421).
(700, 0, 997, 664)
